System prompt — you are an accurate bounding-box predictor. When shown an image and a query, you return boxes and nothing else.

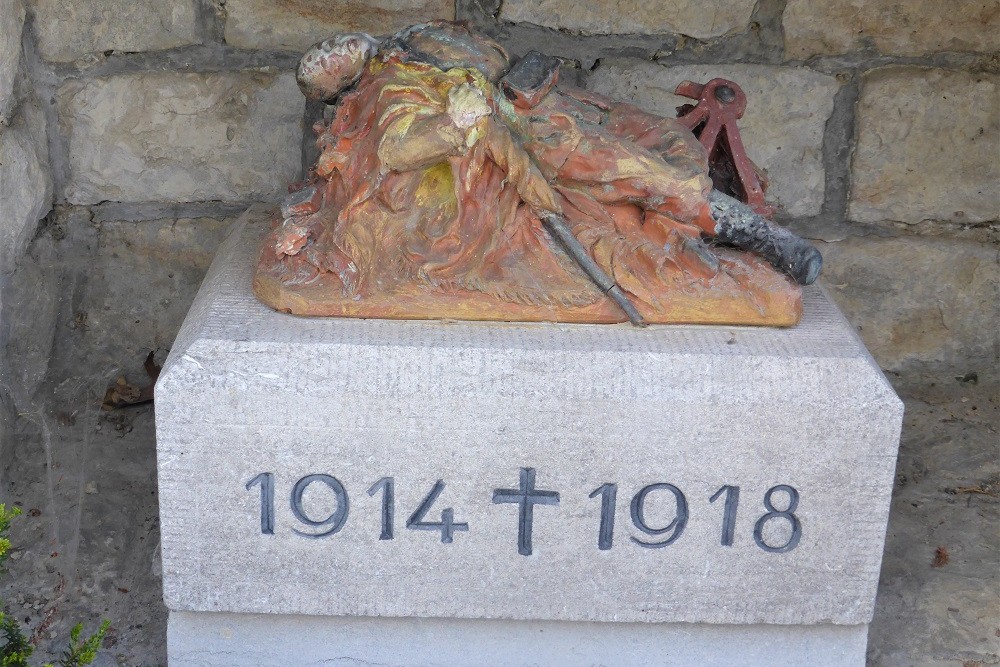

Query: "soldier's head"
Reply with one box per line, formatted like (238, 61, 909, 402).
(296, 33, 380, 103)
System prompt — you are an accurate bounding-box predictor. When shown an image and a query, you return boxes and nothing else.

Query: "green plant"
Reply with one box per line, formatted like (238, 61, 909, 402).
(0, 612, 33, 667)
(0, 505, 21, 572)
(0, 505, 109, 667)
(48, 622, 111, 667)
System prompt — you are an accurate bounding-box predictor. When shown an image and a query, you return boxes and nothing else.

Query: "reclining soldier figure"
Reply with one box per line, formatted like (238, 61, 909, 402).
(255, 21, 822, 326)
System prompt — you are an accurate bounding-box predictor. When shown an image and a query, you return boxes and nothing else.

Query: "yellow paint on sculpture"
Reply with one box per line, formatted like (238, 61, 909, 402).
(415, 162, 457, 211)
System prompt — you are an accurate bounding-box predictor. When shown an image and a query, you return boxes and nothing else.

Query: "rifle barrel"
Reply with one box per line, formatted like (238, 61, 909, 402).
(540, 213, 646, 326)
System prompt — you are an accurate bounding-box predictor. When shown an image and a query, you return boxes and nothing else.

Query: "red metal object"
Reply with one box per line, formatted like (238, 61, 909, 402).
(675, 78, 774, 217)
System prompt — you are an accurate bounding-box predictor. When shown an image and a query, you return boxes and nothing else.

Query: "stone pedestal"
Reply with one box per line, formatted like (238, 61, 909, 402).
(155, 206, 903, 666)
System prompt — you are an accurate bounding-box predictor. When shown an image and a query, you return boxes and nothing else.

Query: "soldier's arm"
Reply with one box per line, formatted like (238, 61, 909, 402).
(377, 113, 467, 172)
(377, 83, 492, 173)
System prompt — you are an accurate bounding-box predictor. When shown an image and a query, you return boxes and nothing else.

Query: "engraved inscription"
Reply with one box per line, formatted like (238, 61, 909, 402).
(588, 483, 617, 551)
(290, 474, 349, 539)
(709, 484, 740, 547)
(245, 472, 275, 535)
(492, 467, 560, 556)
(629, 483, 688, 549)
(407, 480, 469, 544)
(753, 484, 802, 553)
(367, 476, 394, 540)
(244, 471, 803, 555)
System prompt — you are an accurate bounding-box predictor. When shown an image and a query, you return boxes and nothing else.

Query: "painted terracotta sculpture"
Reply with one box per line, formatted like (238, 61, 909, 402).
(254, 22, 822, 326)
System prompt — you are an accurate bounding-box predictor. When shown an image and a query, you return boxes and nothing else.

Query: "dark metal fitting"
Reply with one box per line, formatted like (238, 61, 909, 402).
(714, 85, 736, 103)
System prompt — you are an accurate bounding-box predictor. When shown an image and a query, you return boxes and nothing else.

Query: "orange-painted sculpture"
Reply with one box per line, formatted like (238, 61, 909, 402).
(254, 22, 822, 326)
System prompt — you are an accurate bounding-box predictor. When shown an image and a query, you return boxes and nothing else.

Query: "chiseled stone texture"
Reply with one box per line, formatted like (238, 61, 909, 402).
(0, 100, 51, 274)
(821, 236, 999, 373)
(30, 0, 201, 63)
(156, 209, 902, 630)
(784, 0, 1000, 58)
(589, 60, 838, 217)
(0, 0, 24, 127)
(168, 611, 869, 666)
(850, 68, 999, 225)
(58, 71, 303, 205)
(500, 0, 755, 39)
(224, 0, 455, 52)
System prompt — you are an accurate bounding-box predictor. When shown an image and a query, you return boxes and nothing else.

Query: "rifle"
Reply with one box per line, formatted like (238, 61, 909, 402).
(540, 196, 823, 329)
(539, 213, 646, 327)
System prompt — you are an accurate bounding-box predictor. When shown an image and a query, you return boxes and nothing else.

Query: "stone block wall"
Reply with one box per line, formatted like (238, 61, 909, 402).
(0, 4, 992, 661)
(1, 0, 997, 392)
(1, 0, 51, 277)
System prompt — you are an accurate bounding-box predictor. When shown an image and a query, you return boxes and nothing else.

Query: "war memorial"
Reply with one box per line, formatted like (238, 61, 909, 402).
(154, 22, 904, 665)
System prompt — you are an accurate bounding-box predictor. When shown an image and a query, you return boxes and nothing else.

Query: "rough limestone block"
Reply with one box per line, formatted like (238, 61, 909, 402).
(58, 71, 303, 205)
(499, 0, 755, 39)
(168, 611, 869, 666)
(589, 60, 839, 217)
(784, 0, 1000, 58)
(0, 0, 24, 127)
(224, 0, 455, 52)
(156, 207, 902, 662)
(30, 0, 201, 62)
(0, 100, 51, 274)
(821, 236, 1000, 373)
(850, 67, 999, 225)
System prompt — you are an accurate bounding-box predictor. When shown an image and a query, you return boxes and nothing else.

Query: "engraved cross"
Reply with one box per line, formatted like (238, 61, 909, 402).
(492, 467, 560, 556)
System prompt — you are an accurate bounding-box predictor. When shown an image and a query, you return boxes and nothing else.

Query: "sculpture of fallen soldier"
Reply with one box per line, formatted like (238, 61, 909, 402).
(254, 22, 822, 326)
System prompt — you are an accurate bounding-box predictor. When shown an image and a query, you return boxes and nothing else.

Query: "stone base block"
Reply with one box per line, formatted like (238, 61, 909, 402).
(156, 207, 902, 664)
(168, 611, 868, 666)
